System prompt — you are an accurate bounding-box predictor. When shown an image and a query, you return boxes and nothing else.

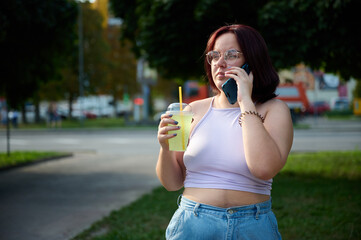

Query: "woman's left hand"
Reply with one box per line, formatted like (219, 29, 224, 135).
(225, 66, 253, 103)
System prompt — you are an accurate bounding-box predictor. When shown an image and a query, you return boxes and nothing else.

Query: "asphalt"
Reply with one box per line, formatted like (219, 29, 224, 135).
(0, 132, 161, 240)
(298, 116, 361, 131)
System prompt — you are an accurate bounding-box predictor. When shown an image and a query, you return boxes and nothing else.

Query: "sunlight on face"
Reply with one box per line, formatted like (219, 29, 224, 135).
(211, 33, 244, 91)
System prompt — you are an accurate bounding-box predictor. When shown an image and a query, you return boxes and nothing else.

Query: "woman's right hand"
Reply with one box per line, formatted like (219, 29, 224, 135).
(157, 113, 180, 150)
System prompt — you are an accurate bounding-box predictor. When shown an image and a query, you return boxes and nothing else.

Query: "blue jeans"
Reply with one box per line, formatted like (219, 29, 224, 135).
(166, 195, 282, 240)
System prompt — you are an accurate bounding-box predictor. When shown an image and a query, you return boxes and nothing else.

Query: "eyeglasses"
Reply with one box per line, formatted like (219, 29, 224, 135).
(206, 49, 242, 65)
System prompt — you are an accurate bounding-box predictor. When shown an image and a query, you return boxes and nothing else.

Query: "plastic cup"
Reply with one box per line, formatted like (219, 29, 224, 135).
(167, 103, 193, 151)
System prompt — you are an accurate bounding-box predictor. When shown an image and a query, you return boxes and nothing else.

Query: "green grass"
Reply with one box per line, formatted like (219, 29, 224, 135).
(61, 118, 127, 128)
(16, 118, 126, 129)
(0, 151, 69, 169)
(324, 110, 355, 119)
(293, 123, 310, 129)
(13, 117, 157, 129)
(72, 151, 361, 240)
(273, 151, 361, 239)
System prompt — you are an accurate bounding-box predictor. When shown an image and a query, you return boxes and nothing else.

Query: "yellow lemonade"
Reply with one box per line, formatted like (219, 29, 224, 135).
(168, 112, 193, 151)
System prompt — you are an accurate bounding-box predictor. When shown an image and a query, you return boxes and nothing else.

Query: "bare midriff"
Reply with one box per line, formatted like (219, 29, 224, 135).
(182, 188, 270, 208)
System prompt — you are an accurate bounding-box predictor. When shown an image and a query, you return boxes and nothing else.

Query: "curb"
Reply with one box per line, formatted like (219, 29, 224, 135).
(0, 153, 74, 172)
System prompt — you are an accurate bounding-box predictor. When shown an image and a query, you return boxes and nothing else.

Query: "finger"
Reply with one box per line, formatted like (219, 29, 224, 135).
(158, 118, 178, 130)
(159, 113, 178, 124)
(249, 71, 254, 81)
(225, 72, 241, 82)
(225, 68, 242, 78)
(158, 132, 178, 141)
(158, 128, 179, 141)
(158, 133, 177, 149)
(159, 125, 181, 134)
(165, 118, 178, 125)
(160, 113, 173, 120)
(227, 66, 242, 73)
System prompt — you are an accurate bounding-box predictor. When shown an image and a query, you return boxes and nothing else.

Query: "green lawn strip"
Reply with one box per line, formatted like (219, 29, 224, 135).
(61, 118, 127, 128)
(293, 123, 310, 129)
(0, 151, 71, 169)
(73, 150, 360, 240)
(325, 110, 355, 119)
(14, 118, 157, 129)
(282, 151, 361, 180)
(273, 175, 360, 239)
(274, 151, 361, 239)
(15, 118, 126, 129)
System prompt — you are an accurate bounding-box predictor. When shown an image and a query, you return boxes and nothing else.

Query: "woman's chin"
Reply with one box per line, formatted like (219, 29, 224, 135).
(214, 78, 227, 90)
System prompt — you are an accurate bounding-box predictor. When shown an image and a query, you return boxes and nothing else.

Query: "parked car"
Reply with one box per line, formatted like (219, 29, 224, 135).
(331, 97, 350, 111)
(307, 101, 331, 115)
(83, 111, 97, 119)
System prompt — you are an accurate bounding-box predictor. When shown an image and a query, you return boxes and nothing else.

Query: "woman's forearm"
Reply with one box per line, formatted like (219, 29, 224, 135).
(156, 148, 185, 191)
(240, 99, 288, 180)
(242, 117, 283, 180)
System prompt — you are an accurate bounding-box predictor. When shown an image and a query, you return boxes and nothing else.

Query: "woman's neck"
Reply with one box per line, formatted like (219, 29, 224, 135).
(213, 94, 240, 109)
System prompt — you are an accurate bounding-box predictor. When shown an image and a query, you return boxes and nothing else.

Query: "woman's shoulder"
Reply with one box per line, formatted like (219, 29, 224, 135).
(258, 98, 290, 117)
(189, 97, 213, 111)
(188, 97, 213, 118)
(265, 98, 289, 109)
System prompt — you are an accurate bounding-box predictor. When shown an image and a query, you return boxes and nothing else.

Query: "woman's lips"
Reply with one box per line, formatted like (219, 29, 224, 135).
(216, 72, 227, 80)
(216, 72, 225, 77)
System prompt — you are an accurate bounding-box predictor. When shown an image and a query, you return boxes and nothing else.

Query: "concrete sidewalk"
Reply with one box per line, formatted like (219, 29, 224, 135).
(298, 116, 361, 131)
(0, 152, 161, 240)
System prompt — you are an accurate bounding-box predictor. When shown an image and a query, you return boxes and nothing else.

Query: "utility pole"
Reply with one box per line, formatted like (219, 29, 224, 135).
(136, 58, 157, 123)
(6, 106, 10, 156)
(78, 1, 84, 125)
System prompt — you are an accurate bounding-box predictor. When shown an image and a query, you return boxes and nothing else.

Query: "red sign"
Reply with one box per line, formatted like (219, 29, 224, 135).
(134, 98, 144, 105)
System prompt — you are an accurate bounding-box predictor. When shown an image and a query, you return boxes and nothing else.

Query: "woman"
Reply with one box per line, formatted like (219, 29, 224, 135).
(156, 24, 293, 240)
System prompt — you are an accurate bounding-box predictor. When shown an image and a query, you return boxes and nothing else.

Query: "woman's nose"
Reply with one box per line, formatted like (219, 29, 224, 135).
(215, 56, 227, 68)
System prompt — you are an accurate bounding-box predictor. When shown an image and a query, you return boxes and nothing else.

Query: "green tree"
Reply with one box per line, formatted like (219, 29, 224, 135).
(259, 0, 361, 81)
(110, 0, 265, 80)
(0, 0, 77, 117)
(353, 81, 361, 99)
(110, 0, 360, 82)
(39, 2, 113, 119)
(82, 2, 110, 94)
(103, 24, 138, 115)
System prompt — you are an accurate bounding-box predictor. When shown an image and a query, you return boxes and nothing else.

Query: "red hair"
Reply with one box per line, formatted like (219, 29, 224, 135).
(204, 24, 279, 103)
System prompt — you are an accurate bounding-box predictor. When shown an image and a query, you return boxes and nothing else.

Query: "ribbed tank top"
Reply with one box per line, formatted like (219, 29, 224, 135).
(183, 98, 272, 195)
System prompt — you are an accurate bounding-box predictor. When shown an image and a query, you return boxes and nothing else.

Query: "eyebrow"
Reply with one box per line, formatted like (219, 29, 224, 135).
(212, 48, 240, 52)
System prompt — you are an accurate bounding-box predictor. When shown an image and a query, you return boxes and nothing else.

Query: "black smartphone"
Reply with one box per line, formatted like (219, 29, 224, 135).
(221, 63, 251, 105)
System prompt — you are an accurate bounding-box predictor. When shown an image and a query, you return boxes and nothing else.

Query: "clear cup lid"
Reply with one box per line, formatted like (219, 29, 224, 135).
(167, 103, 191, 112)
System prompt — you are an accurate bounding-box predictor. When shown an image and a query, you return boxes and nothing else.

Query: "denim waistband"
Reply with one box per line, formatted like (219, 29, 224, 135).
(177, 195, 272, 219)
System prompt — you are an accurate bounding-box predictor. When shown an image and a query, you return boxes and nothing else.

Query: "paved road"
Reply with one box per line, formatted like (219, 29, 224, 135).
(0, 117, 360, 240)
(292, 117, 361, 152)
(0, 129, 161, 240)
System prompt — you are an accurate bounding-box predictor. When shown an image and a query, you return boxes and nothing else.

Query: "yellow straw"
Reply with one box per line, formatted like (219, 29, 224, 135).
(179, 86, 185, 150)
(179, 86, 183, 111)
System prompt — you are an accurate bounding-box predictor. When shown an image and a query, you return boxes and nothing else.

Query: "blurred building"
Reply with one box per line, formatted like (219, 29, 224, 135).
(278, 63, 356, 107)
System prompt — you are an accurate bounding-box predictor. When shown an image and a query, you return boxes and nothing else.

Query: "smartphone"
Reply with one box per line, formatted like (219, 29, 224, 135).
(221, 63, 251, 105)
(241, 63, 251, 75)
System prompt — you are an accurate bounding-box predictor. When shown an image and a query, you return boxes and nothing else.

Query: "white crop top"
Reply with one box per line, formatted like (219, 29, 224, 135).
(183, 98, 272, 195)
